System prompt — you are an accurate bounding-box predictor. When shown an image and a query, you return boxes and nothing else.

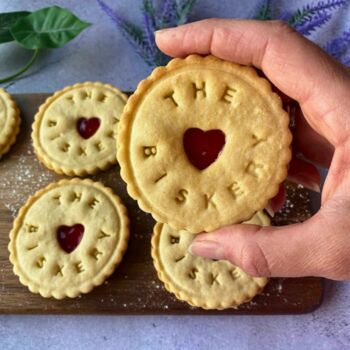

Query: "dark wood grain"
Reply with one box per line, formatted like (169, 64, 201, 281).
(0, 93, 324, 314)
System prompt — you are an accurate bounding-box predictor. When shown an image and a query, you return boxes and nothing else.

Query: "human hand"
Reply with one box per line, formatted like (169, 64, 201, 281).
(155, 19, 350, 280)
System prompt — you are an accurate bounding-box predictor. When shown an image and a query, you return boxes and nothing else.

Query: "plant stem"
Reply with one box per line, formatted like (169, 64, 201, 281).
(0, 48, 40, 84)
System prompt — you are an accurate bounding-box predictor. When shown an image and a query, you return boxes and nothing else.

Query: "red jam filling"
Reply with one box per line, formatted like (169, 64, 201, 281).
(183, 128, 226, 170)
(77, 117, 100, 139)
(57, 224, 84, 253)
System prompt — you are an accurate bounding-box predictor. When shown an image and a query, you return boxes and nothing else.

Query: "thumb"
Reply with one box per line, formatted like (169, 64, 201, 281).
(189, 215, 324, 278)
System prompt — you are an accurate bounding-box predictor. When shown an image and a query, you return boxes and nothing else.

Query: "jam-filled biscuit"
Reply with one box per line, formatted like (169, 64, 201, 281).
(32, 82, 127, 176)
(0, 88, 20, 159)
(118, 55, 292, 233)
(151, 211, 269, 310)
(9, 179, 129, 299)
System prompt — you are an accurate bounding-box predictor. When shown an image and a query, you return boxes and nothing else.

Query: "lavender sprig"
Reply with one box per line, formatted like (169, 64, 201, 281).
(294, 11, 332, 35)
(98, 0, 155, 65)
(142, 0, 157, 54)
(324, 29, 350, 60)
(142, 0, 170, 65)
(97, 0, 197, 67)
(159, 0, 178, 28)
(176, 0, 197, 25)
(342, 54, 350, 65)
(287, 0, 348, 27)
(99, 0, 349, 68)
(266, 0, 350, 65)
(255, 0, 272, 20)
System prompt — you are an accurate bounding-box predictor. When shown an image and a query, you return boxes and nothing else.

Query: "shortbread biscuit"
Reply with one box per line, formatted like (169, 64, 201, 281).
(9, 179, 129, 299)
(118, 55, 292, 233)
(151, 211, 269, 310)
(0, 88, 20, 158)
(32, 82, 127, 176)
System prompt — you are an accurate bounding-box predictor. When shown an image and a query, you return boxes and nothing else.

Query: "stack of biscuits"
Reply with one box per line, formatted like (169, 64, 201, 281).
(118, 55, 291, 309)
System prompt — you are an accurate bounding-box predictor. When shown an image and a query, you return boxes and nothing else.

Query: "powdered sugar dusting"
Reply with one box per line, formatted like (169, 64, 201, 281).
(273, 182, 312, 225)
(0, 144, 59, 217)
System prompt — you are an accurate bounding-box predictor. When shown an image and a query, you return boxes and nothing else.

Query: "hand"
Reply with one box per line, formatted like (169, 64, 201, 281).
(155, 19, 350, 280)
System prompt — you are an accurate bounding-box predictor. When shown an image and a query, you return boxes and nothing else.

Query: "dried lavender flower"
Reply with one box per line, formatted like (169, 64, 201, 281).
(324, 29, 350, 61)
(99, 0, 349, 68)
(294, 11, 332, 35)
(98, 0, 197, 67)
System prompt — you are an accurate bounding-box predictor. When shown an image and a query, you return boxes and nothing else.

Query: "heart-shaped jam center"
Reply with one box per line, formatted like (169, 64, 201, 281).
(77, 117, 100, 139)
(57, 224, 84, 253)
(183, 128, 225, 170)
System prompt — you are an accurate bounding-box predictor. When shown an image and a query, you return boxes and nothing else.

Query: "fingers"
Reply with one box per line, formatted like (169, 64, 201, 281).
(189, 203, 350, 280)
(188, 215, 328, 278)
(156, 19, 350, 145)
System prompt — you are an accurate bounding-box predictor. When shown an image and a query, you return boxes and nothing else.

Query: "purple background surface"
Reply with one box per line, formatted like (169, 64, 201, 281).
(1, 1, 350, 349)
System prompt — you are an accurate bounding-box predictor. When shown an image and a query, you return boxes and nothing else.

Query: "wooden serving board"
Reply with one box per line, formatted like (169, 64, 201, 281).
(0, 93, 323, 314)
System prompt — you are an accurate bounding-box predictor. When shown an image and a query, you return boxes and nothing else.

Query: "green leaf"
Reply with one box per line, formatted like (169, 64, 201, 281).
(9, 6, 91, 49)
(0, 11, 31, 43)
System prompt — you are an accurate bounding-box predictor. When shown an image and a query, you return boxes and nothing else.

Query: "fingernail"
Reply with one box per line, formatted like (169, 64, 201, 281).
(295, 179, 321, 193)
(188, 240, 226, 260)
(288, 174, 321, 193)
(154, 27, 174, 35)
(306, 181, 321, 193)
(265, 203, 275, 217)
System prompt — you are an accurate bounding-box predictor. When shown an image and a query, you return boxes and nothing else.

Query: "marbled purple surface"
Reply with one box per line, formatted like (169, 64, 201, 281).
(1, 1, 350, 349)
